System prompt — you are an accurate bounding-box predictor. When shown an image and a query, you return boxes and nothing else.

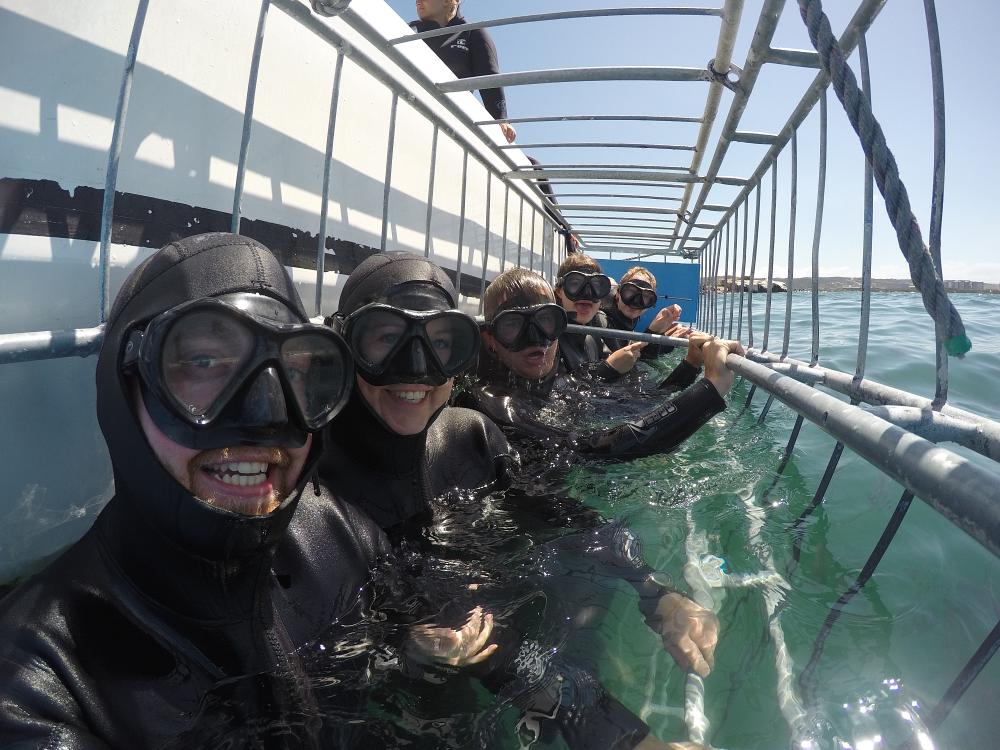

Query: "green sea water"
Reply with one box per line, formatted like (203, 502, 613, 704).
(547, 291, 1000, 750)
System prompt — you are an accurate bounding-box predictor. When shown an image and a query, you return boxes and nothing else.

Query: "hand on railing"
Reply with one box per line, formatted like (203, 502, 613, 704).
(684, 333, 745, 396)
(648, 592, 719, 679)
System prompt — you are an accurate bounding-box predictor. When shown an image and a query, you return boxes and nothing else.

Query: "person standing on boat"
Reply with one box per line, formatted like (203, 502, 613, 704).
(552, 253, 650, 379)
(599, 265, 684, 358)
(0, 233, 394, 749)
(411, 0, 517, 143)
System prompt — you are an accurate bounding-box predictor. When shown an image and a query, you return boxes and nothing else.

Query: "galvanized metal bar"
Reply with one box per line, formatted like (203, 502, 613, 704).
(745, 351, 1000, 443)
(728, 207, 739, 338)
(423, 124, 439, 258)
(379, 92, 399, 252)
(721, 221, 730, 338)
(732, 131, 779, 144)
(315, 51, 345, 317)
(232, 0, 271, 235)
(553, 193, 684, 202)
(765, 47, 821, 68)
(729, 355, 1000, 558)
(454, 150, 469, 289)
(924, 0, 949, 408)
(712, 234, 722, 335)
(508, 169, 709, 183)
(558, 204, 682, 215)
(531, 180, 688, 189)
(737, 197, 749, 341)
(922, 618, 1000, 735)
(476, 114, 704, 125)
(479, 171, 492, 314)
(0, 328, 105, 365)
(391, 7, 724, 44)
(512, 163, 691, 172)
(855, 34, 874, 382)
(573, 229, 678, 240)
(99, 0, 150, 322)
(810, 90, 827, 366)
(501, 185, 511, 271)
(517, 195, 525, 267)
(500, 142, 697, 152)
(781, 130, 797, 359)
(679, 0, 884, 254)
(747, 183, 761, 348)
(437, 66, 713, 93)
(566, 215, 679, 224)
(529, 209, 537, 272)
(669, 0, 745, 259)
(762, 160, 778, 351)
(789, 442, 846, 568)
(860, 406, 1000, 461)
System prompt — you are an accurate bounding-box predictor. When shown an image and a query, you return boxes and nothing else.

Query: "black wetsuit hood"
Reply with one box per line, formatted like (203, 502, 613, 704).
(96, 232, 313, 586)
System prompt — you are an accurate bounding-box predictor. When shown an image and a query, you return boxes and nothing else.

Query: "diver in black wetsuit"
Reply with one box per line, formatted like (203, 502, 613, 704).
(0, 233, 392, 749)
(600, 265, 684, 359)
(410, 0, 517, 144)
(319, 252, 712, 750)
(552, 253, 652, 381)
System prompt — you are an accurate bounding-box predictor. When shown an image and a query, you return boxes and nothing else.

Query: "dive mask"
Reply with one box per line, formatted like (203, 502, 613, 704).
(619, 280, 658, 310)
(341, 304, 480, 386)
(122, 293, 354, 449)
(489, 303, 568, 351)
(556, 270, 612, 302)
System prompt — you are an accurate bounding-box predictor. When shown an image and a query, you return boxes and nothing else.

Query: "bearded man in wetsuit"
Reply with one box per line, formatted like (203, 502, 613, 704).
(411, 0, 517, 143)
(0, 233, 392, 749)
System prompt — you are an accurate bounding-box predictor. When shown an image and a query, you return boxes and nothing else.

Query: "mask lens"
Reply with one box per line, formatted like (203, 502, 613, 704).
(425, 314, 478, 373)
(533, 306, 564, 338)
(561, 272, 587, 297)
(350, 309, 409, 370)
(561, 272, 611, 301)
(160, 311, 255, 418)
(621, 283, 656, 309)
(493, 312, 528, 347)
(280, 333, 349, 426)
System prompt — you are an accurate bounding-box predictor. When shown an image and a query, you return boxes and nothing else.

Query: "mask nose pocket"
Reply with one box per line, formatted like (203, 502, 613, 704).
(237, 366, 288, 428)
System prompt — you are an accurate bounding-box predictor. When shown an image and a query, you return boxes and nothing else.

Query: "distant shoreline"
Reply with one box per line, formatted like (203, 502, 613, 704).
(707, 277, 1000, 294)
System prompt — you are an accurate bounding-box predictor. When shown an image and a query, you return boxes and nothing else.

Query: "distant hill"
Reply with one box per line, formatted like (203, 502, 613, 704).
(712, 277, 999, 293)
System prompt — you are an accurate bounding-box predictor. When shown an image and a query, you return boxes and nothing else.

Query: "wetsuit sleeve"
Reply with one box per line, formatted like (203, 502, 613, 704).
(639, 325, 677, 360)
(579, 379, 726, 458)
(469, 28, 507, 120)
(457, 384, 570, 442)
(657, 359, 701, 391)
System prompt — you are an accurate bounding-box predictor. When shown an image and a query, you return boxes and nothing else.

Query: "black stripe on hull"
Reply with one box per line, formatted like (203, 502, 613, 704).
(0, 177, 486, 298)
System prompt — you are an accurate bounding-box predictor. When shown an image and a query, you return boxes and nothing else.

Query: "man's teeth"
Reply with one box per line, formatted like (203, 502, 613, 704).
(393, 390, 428, 403)
(209, 461, 269, 486)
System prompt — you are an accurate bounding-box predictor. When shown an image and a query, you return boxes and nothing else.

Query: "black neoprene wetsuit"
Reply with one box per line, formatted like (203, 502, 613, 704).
(597, 302, 676, 359)
(0, 234, 392, 749)
(558, 327, 622, 381)
(462, 347, 726, 460)
(410, 15, 507, 121)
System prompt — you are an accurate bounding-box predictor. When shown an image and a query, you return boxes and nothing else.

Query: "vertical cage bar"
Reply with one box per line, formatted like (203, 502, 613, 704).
(501, 185, 510, 271)
(380, 92, 400, 252)
(516, 196, 525, 267)
(728, 207, 739, 339)
(231, 0, 271, 234)
(855, 35, 874, 383)
(737, 197, 749, 341)
(315, 51, 345, 317)
(762, 160, 778, 351)
(529, 210, 537, 271)
(454, 151, 469, 299)
(747, 183, 761, 348)
(479, 172, 492, 314)
(423, 125, 439, 258)
(924, 0, 949, 408)
(810, 90, 827, 366)
(99, 0, 151, 322)
(781, 130, 797, 360)
(720, 223, 730, 338)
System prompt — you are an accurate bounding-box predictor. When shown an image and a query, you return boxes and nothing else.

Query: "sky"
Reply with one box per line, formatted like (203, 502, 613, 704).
(383, 0, 1000, 283)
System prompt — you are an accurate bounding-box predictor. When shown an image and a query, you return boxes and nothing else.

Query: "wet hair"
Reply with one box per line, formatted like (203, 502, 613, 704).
(483, 268, 553, 321)
(556, 253, 602, 279)
(620, 266, 657, 290)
